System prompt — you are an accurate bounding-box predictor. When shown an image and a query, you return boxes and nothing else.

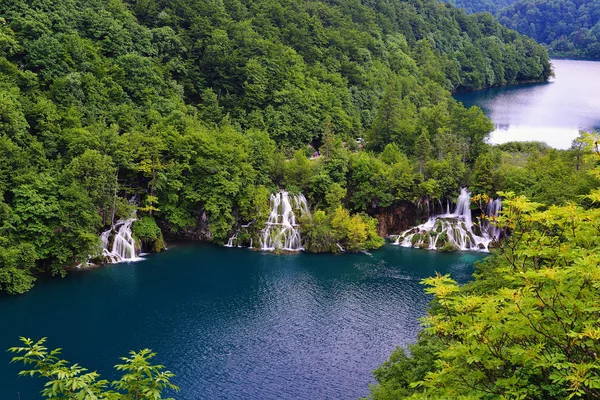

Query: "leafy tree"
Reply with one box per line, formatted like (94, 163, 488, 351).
(366, 185, 600, 399)
(0, 0, 553, 293)
(414, 130, 431, 174)
(9, 337, 179, 399)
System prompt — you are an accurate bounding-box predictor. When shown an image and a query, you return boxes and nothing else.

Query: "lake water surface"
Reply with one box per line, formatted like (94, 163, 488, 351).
(454, 59, 600, 149)
(0, 245, 482, 399)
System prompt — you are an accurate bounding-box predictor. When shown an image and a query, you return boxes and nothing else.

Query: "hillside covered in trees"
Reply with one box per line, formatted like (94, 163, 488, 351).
(446, 0, 518, 15)
(447, 0, 600, 59)
(0, 0, 552, 294)
(365, 134, 600, 399)
(497, 0, 600, 58)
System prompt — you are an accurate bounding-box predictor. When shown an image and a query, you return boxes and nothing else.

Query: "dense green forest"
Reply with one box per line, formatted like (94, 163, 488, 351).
(446, 0, 600, 58)
(447, 0, 518, 15)
(10, 135, 600, 398)
(365, 134, 600, 399)
(0, 0, 552, 294)
(497, 0, 600, 58)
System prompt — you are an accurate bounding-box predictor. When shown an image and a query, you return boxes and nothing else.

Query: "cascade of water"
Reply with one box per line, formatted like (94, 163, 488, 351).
(484, 198, 503, 239)
(391, 189, 502, 252)
(224, 232, 239, 248)
(225, 222, 254, 248)
(259, 190, 310, 251)
(453, 188, 473, 230)
(101, 219, 142, 263)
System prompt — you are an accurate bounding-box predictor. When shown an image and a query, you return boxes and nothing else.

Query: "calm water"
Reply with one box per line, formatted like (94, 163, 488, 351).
(0, 244, 482, 399)
(454, 59, 600, 149)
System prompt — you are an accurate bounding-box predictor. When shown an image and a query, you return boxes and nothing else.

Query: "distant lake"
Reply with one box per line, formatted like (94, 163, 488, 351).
(454, 59, 600, 149)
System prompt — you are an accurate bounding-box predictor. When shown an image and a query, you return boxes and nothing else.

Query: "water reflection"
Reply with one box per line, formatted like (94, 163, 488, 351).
(454, 59, 600, 149)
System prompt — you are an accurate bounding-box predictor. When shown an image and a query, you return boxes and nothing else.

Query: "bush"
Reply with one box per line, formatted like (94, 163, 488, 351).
(133, 216, 166, 252)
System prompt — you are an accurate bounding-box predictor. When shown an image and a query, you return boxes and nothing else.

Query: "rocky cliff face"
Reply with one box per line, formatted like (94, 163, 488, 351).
(369, 202, 418, 237)
(158, 211, 213, 242)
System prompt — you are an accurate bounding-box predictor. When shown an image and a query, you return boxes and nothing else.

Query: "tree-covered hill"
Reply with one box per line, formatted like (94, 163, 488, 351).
(446, 0, 519, 15)
(0, 0, 550, 293)
(445, 0, 600, 59)
(497, 0, 600, 58)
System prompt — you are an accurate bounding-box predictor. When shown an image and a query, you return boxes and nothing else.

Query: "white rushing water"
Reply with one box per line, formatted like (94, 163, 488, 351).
(101, 218, 142, 263)
(225, 231, 243, 248)
(258, 190, 310, 251)
(225, 222, 253, 248)
(392, 188, 502, 252)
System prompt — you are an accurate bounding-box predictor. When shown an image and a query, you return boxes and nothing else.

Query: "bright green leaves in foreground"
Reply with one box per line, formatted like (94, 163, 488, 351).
(366, 191, 600, 399)
(9, 337, 178, 399)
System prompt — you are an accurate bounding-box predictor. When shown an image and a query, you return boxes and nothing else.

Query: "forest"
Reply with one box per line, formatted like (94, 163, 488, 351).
(365, 133, 600, 399)
(497, 0, 600, 58)
(10, 136, 600, 398)
(3, 0, 600, 397)
(447, 0, 600, 58)
(0, 0, 552, 295)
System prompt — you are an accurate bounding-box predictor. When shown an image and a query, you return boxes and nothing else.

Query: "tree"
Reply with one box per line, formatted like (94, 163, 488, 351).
(9, 337, 179, 399)
(414, 130, 431, 174)
(366, 190, 600, 399)
(471, 151, 496, 194)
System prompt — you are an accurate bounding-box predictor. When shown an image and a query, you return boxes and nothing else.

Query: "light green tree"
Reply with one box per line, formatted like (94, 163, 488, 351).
(9, 337, 179, 399)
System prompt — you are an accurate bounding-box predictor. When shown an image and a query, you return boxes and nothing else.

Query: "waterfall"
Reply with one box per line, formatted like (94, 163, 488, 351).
(224, 231, 245, 248)
(225, 232, 239, 248)
(484, 198, 502, 240)
(101, 219, 142, 263)
(225, 222, 254, 248)
(391, 188, 502, 252)
(259, 190, 310, 251)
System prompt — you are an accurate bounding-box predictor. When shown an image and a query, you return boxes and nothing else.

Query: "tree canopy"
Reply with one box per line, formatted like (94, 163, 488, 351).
(0, 0, 552, 294)
(365, 134, 600, 399)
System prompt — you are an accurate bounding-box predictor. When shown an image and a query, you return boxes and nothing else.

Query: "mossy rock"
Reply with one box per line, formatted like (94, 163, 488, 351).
(134, 238, 143, 253)
(411, 234, 422, 246)
(441, 242, 458, 252)
(153, 235, 166, 252)
(133, 216, 166, 253)
(436, 238, 447, 249)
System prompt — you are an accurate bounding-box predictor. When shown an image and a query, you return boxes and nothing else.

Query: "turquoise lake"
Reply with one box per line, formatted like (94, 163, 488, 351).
(454, 59, 600, 149)
(0, 244, 483, 399)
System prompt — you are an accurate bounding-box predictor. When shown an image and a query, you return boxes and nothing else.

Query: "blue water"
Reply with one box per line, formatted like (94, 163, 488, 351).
(454, 59, 600, 149)
(0, 244, 483, 399)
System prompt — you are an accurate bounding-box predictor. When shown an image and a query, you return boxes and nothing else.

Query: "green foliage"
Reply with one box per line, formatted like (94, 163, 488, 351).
(366, 186, 600, 399)
(446, 0, 519, 14)
(302, 207, 383, 252)
(133, 216, 165, 252)
(0, 0, 551, 293)
(495, 143, 598, 205)
(448, 0, 600, 59)
(497, 0, 600, 59)
(9, 337, 179, 399)
(363, 336, 444, 400)
(497, 141, 551, 153)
